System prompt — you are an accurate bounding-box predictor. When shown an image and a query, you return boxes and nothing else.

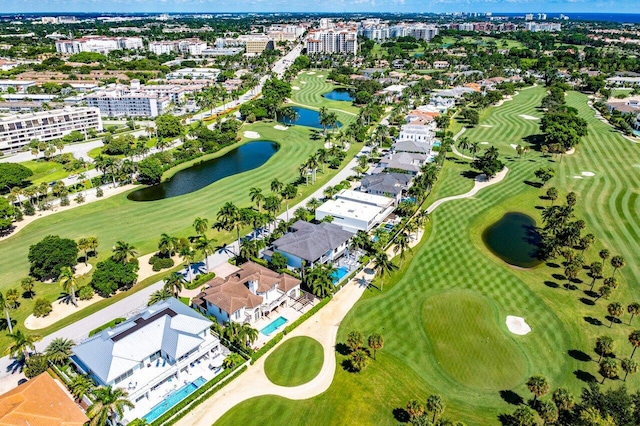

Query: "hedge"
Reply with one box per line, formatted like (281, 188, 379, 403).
(250, 296, 332, 365)
(149, 364, 248, 426)
(184, 272, 215, 290)
(88, 317, 125, 337)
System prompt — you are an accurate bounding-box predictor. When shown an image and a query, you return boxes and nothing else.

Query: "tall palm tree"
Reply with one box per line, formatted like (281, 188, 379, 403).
(148, 288, 172, 306)
(112, 241, 138, 265)
(393, 232, 411, 266)
(608, 302, 624, 327)
(58, 266, 79, 306)
(628, 303, 640, 325)
(194, 235, 215, 272)
(0, 290, 19, 333)
(87, 236, 99, 258)
(270, 178, 283, 195)
(526, 375, 549, 402)
(45, 337, 74, 365)
(87, 386, 134, 426)
(611, 255, 626, 276)
(192, 217, 209, 237)
(240, 323, 259, 348)
(249, 187, 264, 211)
(69, 374, 95, 401)
(216, 202, 240, 242)
(158, 233, 178, 257)
(426, 394, 445, 423)
(78, 237, 91, 266)
(280, 183, 298, 222)
(621, 358, 639, 382)
(164, 272, 184, 297)
(629, 330, 640, 358)
(469, 141, 480, 160)
(5, 330, 41, 361)
(367, 333, 384, 360)
(180, 247, 196, 285)
(372, 251, 398, 291)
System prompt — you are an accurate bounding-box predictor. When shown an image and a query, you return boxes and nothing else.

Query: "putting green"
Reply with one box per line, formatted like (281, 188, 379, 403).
(264, 336, 324, 387)
(422, 291, 528, 391)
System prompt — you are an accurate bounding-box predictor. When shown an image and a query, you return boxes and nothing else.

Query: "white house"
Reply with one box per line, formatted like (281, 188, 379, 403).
(316, 189, 395, 233)
(193, 262, 302, 324)
(266, 220, 353, 269)
(71, 298, 226, 422)
(398, 124, 436, 143)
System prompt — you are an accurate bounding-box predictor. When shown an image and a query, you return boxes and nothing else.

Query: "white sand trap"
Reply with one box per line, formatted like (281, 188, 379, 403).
(292, 86, 300, 90)
(274, 125, 288, 131)
(633, 164, 640, 168)
(506, 316, 531, 335)
(573, 176, 583, 179)
(307, 71, 316, 75)
(519, 114, 539, 120)
(74, 263, 92, 277)
(481, 125, 493, 128)
(301, 81, 307, 84)
(243, 131, 261, 139)
(318, 75, 324, 78)
(480, 141, 489, 145)
(581, 171, 595, 177)
(509, 144, 519, 150)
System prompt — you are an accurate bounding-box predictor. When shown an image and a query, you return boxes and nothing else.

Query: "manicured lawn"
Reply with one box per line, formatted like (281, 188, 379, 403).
(23, 160, 71, 185)
(264, 336, 324, 387)
(215, 86, 640, 425)
(289, 71, 360, 116)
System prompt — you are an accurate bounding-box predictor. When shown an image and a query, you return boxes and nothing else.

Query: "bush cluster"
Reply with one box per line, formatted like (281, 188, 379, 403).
(33, 299, 52, 317)
(149, 255, 175, 272)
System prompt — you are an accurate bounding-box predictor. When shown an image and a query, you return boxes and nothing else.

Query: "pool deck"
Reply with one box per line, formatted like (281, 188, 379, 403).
(251, 303, 316, 349)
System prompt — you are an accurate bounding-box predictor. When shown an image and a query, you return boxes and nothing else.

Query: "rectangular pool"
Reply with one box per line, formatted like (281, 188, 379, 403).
(260, 316, 288, 336)
(143, 376, 206, 423)
(331, 266, 349, 284)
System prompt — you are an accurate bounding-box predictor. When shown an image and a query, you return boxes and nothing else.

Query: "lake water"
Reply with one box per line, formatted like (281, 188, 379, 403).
(322, 89, 354, 102)
(278, 106, 342, 129)
(482, 212, 542, 268)
(127, 141, 278, 202)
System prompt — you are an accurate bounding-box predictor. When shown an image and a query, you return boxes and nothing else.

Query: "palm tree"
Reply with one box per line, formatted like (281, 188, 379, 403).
(69, 374, 95, 401)
(180, 247, 196, 285)
(426, 394, 445, 423)
(20, 277, 36, 299)
(158, 233, 178, 257)
(469, 141, 480, 160)
(512, 406, 536, 426)
(599, 358, 619, 383)
(78, 237, 91, 266)
(194, 235, 215, 272)
(611, 255, 625, 276)
(305, 263, 334, 298)
(58, 267, 79, 307)
(537, 400, 558, 425)
(367, 333, 384, 360)
(405, 400, 425, 420)
(0, 290, 19, 333)
(393, 232, 411, 266)
(350, 348, 369, 372)
(280, 183, 298, 222)
(589, 262, 603, 291)
(240, 323, 259, 348)
(628, 303, 640, 325)
(249, 187, 264, 211)
(216, 201, 240, 241)
(164, 272, 184, 297)
(596, 284, 613, 302)
(629, 330, 640, 358)
(87, 386, 134, 426)
(5, 330, 41, 361)
(148, 288, 172, 306)
(372, 251, 398, 291)
(306, 198, 322, 213)
(45, 337, 74, 365)
(595, 335, 614, 362)
(346, 330, 363, 351)
(87, 236, 99, 258)
(552, 387, 574, 412)
(192, 217, 209, 237)
(599, 249, 610, 272)
(270, 178, 283, 195)
(526, 375, 549, 402)
(112, 241, 137, 265)
(607, 302, 624, 327)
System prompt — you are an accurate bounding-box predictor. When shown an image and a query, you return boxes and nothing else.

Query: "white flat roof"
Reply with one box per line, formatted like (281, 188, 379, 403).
(317, 198, 381, 223)
(335, 189, 394, 208)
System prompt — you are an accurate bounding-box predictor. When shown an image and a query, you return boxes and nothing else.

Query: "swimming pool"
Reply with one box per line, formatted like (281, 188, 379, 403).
(384, 223, 394, 230)
(260, 316, 288, 336)
(402, 197, 416, 204)
(331, 266, 349, 284)
(143, 376, 207, 422)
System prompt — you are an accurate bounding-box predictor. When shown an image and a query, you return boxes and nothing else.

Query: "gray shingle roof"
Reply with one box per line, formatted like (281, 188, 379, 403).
(360, 173, 412, 196)
(272, 221, 352, 262)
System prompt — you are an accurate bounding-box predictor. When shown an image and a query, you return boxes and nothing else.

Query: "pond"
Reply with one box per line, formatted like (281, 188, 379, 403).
(322, 89, 354, 102)
(127, 141, 279, 202)
(482, 212, 542, 268)
(278, 106, 342, 130)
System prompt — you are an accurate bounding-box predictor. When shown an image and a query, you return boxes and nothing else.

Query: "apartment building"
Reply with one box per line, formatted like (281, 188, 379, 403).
(85, 88, 169, 118)
(305, 26, 358, 55)
(0, 107, 102, 153)
(237, 36, 275, 54)
(55, 36, 143, 54)
(148, 38, 208, 56)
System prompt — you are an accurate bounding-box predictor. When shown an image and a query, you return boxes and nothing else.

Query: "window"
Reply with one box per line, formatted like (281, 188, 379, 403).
(149, 350, 162, 362)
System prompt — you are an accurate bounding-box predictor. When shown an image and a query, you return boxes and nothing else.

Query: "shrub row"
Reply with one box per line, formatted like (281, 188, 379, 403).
(184, 272, 215, 290)
(149, 364, 248, 426)
(88, 317, 125, 337)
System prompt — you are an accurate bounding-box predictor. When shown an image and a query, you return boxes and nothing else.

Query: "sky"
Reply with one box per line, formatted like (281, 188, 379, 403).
(1, 0, 638, 14)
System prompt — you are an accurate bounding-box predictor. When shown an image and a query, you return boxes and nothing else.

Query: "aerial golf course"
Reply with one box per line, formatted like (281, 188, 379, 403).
(215, 85, 640, 424)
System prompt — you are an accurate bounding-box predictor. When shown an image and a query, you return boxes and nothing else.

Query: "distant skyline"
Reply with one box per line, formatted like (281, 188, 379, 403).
(3, 0, 640, 15)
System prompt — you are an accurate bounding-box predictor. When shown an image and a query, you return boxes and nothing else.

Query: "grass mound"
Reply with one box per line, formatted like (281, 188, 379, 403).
(264, 336, 324, 387)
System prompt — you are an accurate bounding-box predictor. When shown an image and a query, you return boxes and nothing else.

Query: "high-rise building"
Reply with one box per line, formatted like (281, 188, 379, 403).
(0, 107, 102, 153)
(306, 26, 358, 55)
(55, 36, 143, 54)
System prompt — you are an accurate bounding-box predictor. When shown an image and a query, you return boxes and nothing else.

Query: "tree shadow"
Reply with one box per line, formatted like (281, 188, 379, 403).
(580, 298, 596, 306)
(0, 318, 17, 332)
(5, 358, 23, 374)
(498, 413, 517, 426)
(534, 205, 545, 210)
(552, 273, 567, 281)
(544, 280, 560, 289)
(584, 290, 598, 298)
(393, 408, 410, 423)
(524, 180, 543, 188)
(605, 316, 622, 326)
(574, 370, 597, 383)
(564, 283, 579, 291)
(568, 349, 592, 362)
(341, 358, 357, 373)
(546, 262, 560, 268)
(461, 170, 479, 180)
(584, 316, 602, 326)
(499, 390, 524, 406)
(335, 342, 351, 356)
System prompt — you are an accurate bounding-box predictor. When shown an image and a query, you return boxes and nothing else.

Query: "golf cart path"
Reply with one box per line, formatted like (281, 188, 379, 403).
(176, 166, 508, 426)
(285, 100, 358, 116)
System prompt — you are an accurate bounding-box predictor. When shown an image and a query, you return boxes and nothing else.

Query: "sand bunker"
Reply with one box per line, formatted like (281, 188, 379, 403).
(519, 114, 539, 120)
(74, 263, 92, 277)
(243, 131, 261, 139)
(573, 176, 584, 179)
(274, 125, 288, 131)
(480, 125, 493, 128)
(318, 75, 324, 78)
(480, 142, 489, 145)
(581, 171, 595, 177)
(301, 81, 307, 84)
(307, 71, 316, 75)
(292, 86, 301, 90)
(506, 316, 531, 335)
(509, 144, 519, 150)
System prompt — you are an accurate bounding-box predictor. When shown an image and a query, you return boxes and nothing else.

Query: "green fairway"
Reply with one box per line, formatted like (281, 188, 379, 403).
(289, 71, 360, 116)
(264, 336, 324, 387)
(214, 85, 640, 425)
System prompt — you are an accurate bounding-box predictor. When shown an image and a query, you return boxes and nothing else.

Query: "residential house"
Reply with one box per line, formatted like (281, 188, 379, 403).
(359, 172, 412, 203)
(265, 221, 353, 269)
(398, 124, 436, 143)
(376, 151, 428, 175)
(194, 262, 302, 324)
(316, 189, 395, 233)
(0, 373, 88, 426)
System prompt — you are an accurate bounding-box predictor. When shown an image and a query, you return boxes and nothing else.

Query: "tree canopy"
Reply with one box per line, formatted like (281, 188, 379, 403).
(0, 163, 33, 190)
(27, 235, 78, 280)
